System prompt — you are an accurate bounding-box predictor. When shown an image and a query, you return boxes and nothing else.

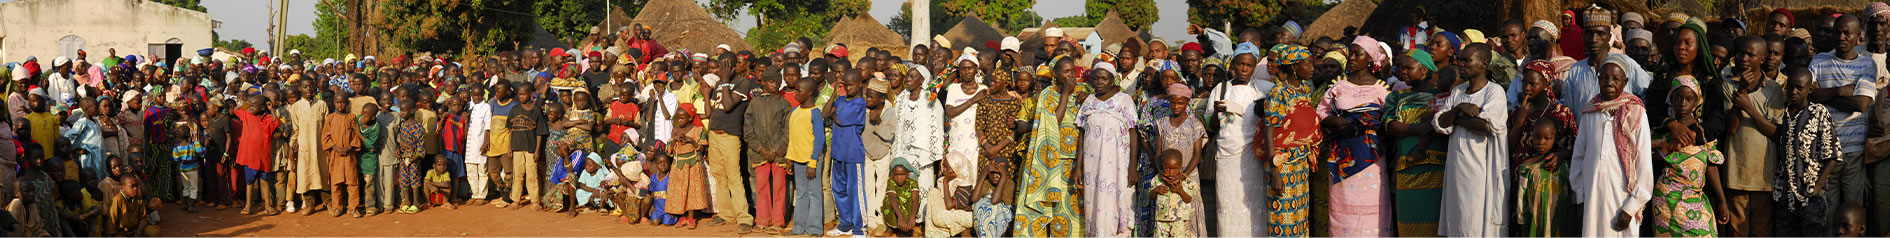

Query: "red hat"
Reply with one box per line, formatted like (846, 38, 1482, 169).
(550, 48, 568, 57)
(1181, 42, 1203, 53)
(587, 51, 602, 59)
(1773, 8, 1794, 25)
(827, 45, 848, 58)
(76, 50, 87, 57)
(984, 40, 1001, 51)
(242, 47, 256, 55)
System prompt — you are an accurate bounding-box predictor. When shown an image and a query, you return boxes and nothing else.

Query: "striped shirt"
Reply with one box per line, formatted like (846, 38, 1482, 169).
(1810, 52, 1879, 153)
(173, 141, 205, 172)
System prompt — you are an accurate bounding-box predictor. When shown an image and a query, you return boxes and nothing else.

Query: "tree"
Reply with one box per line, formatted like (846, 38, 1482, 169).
(215, 38, 254, 51)
(534, 0, 647, 46)
(711, 0, 870, 52)
(888, 1, 913, 38)
(1047, 0, 1157, 28)
(153, 0, 206, 12)
(371, 0, 536, 56)
(931, 0, 1043, 34)
(1186, 0, 1279, 35)
(298, 0, 349, 57)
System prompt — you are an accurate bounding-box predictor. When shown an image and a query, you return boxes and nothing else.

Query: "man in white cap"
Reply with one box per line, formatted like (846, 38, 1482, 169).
(48, 56, 76, 108)
(1035, 27, 1064, 65)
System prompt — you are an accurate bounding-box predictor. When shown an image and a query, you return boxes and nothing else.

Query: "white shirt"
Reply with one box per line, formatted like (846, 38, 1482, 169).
(465, 101, 492, 164)
(1207, 80, 1262, 158)
(892, 91, 945, 167)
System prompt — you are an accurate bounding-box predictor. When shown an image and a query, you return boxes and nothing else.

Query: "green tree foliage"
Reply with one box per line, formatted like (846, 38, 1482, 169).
(533, 0, 647, 45)
(214, 38, 254, 51)
(712, 0, 870, 52)
(1187, 0, 1328, 42)
(371, 0, 536, 56)
(299, 0, 349, 56)
(153, 0, 206, 12)
(1048, 0, 1157, 28)
(284, 34, 341, 59)
(932, 0, 1043, 34)
(888, 1, 913, 38)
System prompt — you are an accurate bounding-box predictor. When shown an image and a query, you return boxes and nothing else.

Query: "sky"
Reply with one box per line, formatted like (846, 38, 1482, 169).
(44, 0, 1196, 50)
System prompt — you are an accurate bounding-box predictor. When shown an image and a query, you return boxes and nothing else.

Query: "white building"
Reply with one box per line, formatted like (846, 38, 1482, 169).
(0, 0, 218, 64)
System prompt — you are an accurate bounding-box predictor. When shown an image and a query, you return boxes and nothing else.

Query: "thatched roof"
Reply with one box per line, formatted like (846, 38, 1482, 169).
(1743, 0, 1870, 29)
(631, 0, 752, 53)
(825, 13, 910, 63)
(1093, 11, 1142, 48)
(939, 15, 1009, 52)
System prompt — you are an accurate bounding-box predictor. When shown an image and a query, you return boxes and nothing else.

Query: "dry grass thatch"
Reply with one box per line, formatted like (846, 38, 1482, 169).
(824, 13, 911, 63)
(1094, 11, 1142, 48)
(1742, 0, 1869, 29)
(631, 0, 752, 53)
(940, 15, 1010, 52)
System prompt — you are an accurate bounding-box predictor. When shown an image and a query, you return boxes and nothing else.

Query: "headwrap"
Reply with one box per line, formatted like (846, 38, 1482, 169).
(1277, 45, 1312, 65)
(1437, 31, 1463, 51)
(1871, 2, 1890, 20)
(1581, 5, 1615, 28)
(1525, 59, 1558, 81)
(783, 42, 803, 54)
(1678, 17, 1720, 86)
(1406, 49, 1437, 72)
(1181, 42, 1203, 53)
(1586, 53, 1646, 194)
(1323, 51, 1348, 71)
(121, 90, 142, 108)
(1283, 21, 1304, 40)
(1353, 36, 1387, 69)
(1233, 42, 1261, 58)
(955, 47, 980, 66)
(691, 53, 709, 62)
(1091, 62, 1117, 78)
(1166, 83, 1193, 98)
(1669, 74, 1702, 116)
(1560, 24, 1588, 60)
(1534, 20, 1560, 39)
(8, 64, 24, 81)
(1722, 18, 1746, 30)
(1621, 12, 1646, 25)
(1624, 29, 1653, 43)
(1463, 29, 1487, 44)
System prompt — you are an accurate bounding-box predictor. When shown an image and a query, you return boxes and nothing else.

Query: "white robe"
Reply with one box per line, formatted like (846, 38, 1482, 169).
(1207, 81, 1267, 236)
(1570, 108, 1655, 237)
(1430, 82, 1509, 237)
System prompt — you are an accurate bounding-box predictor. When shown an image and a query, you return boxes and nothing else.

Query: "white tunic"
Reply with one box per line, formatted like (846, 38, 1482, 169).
(943, 83, 983, 189)
(1430, 82, 1510, 237)
(465, 101, 492, 164)
(1570, 107, 1655, 237)
(1205, 80, 1267, 236)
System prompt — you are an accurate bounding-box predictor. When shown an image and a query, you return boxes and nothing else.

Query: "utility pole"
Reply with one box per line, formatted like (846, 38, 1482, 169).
(912, 0, 929, 47)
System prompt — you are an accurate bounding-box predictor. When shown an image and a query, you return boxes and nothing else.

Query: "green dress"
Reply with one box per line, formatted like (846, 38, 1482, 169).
(1653, 140, 1723, 237)
(1013, 87, 1084, 237)
(1386, 89, 1447, 236)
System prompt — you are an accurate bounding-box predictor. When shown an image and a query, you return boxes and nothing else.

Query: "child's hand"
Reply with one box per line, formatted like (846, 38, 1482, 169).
(1152, 185, 1170, 195)
(804, 166, 816, 179)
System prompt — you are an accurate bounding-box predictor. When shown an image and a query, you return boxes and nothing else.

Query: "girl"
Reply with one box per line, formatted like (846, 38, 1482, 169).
(1317, 39, 1392, 237)
(1154, 83, 1206, 236)
(395, 93, 428, 214)
(543, 102, 571, 212)
(1152, 150, 1197, 238)
(1511, 60, 1579, 236)
(1262, 44, 1321, 238)
(1651, 80, 1726, 237)
(665, 108, 709, 229)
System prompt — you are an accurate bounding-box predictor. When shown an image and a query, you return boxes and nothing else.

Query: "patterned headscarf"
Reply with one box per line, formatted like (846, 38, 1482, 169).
(1277, 45, 1312, 65)
(1283, 21, 1304, 40)
(1677, 17, 1721, 87)
(1436, 31, 1463, 51)
(1323, 51, 1348, 72)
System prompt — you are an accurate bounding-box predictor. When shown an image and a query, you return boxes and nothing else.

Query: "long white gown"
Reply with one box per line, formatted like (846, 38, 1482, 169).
(1208, 81, 1267, 236)
(1570, 106, 1655, 237)
(1430, 82, 1509, 237)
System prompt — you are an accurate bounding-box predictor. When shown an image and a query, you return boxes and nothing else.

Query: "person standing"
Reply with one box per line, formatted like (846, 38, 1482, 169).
(287, 82, 330, 215)
(1013, 57, 1085, 237)
(1079, 64, 1138, 237)
(704, 53, 754, 232)
(1432, 44, 1511, 237)
(1571, 55, 1655, 237)
(1317, 38, 1394, 237)
(1809, 14, 1878, 211)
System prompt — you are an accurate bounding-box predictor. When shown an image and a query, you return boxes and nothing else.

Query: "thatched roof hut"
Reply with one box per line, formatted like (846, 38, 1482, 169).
(825, 13, 910, 63)
(631, 0, 752, 53)
(939, 15, 1010, 52)
(1093, 11, 1143, 48)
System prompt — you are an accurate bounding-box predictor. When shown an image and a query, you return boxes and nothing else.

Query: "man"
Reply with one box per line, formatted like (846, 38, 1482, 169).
(1861, 5, 1890, 236)
(705, 52, 755, 232)
(1035, 28, 1063, 66)
(1810, 14, 1878, 216)
(1723, 35, 1784, 237)
(1399, 8, 1430, 50)
(1571, 53, 1654, 238)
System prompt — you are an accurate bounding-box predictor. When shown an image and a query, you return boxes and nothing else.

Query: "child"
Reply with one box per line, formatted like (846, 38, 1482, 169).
(829, 69, 870, 236)
(234, 93, 282, 216)
(286, 83, 329, 216)
(440, 90, 468, 203)
(395, 94, 428, 214)
(103, 176, 149, 236)
(172, 125, 206, 214)
(1834, 204, 1866, 237)
(1513, 119, 1571, 237)
(646, 153, 676, 226)
(1772, 67, 1840, 237)
(877, 159, 919, 237)
(605, 148, 650, 224)
(1152, 149, 1197, 237)
(504, 84, 545, 209)
(745, 66, 793, 233)
(543, 102, 572, 212)
(787, 77, 827, 236)
(425, 159, 454, 210)
(571, 152, 607, 215)
(321, 94, 364, 218)
(665, 107, 709, 229)
(1650, 79, 1726, 237)
(357, 101, 385, 215)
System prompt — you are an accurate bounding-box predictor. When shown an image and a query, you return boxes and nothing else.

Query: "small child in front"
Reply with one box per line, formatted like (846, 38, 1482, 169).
(1153, 149, 1197, 237)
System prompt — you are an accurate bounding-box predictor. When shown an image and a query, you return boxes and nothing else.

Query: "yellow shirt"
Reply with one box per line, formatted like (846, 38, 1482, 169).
(24, 112, 56, 159)
(786, 107, 818, 168)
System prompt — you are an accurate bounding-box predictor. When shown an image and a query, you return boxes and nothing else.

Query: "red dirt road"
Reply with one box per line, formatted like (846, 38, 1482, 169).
(161, 204, 761, 237)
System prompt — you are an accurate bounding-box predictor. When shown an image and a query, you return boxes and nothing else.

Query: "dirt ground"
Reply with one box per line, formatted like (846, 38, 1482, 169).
(160, 204, 763, 237)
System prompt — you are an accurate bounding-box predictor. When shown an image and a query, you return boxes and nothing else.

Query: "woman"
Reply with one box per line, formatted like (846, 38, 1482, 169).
(1385, 49, 1449, 236)
(973, 61, 1024, 237)
(1014, 57, 1086, 237)
(1262, 44, 1322, 238)
(1079, 64, 1137, 237)
(1318, 39, 1392, 237)
(943, 50, 985, 195)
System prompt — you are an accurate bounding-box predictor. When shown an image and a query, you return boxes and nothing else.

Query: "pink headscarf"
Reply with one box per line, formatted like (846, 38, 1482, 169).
(1166, 83, 1193, 98)
(1352, 36, 1387, 70)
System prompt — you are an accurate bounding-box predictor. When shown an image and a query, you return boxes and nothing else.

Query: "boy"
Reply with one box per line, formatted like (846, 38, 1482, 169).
(425, 158, 454, 210)
(1724, 35, 1785, 237)
(1835, 204, 1866, 237)
(744, 66, 792, 233)
(357, 101, 386, 215)
(485, 82, 519, 208)
(464, 85, 494, 205)
(504, 85, 547, 209)
(440, 91, 469, 204)
(234, 93, 282, 215)
(321, 94, 364, 217)
(827, 69, 870, 236)
(786, 77, 827, 236)
(102, 176, 148, 236)
(1153, 150, 1197, 237)
(1772, 67, 1841, 237)
(395, 93, 429, 214)
(286, 83, 330, 216)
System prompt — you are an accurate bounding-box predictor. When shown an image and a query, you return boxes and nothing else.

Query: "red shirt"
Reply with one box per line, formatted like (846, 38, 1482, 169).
(607, 102, 640, 144)
(442, 113, 466, 153)
(234, 109, 281, 171)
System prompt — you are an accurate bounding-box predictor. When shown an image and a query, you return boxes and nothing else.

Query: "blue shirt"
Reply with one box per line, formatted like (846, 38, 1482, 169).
(830, 96, 868, 164)
(173, 141, 205, 171)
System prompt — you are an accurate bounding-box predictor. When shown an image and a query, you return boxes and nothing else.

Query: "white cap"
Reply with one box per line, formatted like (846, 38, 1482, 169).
(716, 44, 732, 52)
(288, 49, 301, 55)
(1045, 27, 1065, 38)
(932, 35, 952, 49)
(1001, 37, 1021, 52)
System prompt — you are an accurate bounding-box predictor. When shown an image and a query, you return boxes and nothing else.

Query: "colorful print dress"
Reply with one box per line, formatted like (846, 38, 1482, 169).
(1014, 87, 1085, 237)
(1386, 88, 1449, 236)
(1316, 79, 1391, 237)
(1514, 100, 1578, 237)
(1653, 139, 1724, 237)
(1263, 82, 1321, 238)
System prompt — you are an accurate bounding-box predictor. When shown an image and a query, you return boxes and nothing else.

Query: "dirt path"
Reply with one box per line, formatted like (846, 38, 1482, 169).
(160, 204, 765, 237)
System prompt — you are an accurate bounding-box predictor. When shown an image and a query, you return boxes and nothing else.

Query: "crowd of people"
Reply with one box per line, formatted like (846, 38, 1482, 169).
(5, 2, 1890, 237)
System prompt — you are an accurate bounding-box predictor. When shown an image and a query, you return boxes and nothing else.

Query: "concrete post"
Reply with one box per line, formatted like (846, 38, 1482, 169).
(911, 0, 929, 47)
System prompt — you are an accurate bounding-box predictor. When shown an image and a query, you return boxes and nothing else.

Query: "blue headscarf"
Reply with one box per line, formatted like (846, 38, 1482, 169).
(1233, 42, 1261, 58)
(1437, 31, 1463, 51)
